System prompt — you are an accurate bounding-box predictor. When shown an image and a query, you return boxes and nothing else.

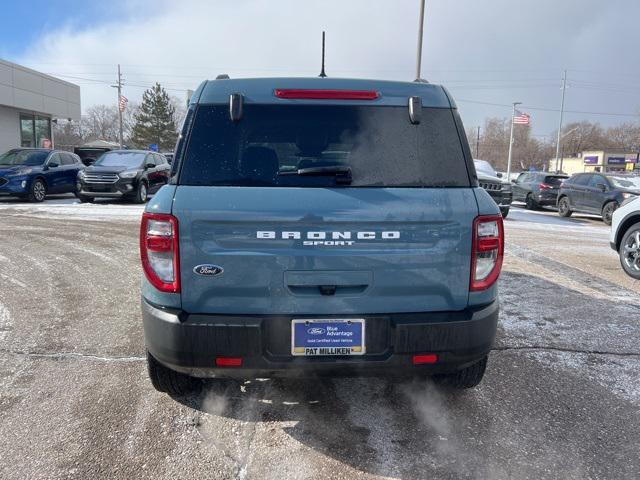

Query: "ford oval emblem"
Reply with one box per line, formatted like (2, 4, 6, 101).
(193, 264, 224, 276)
(307, 327, 326, 336)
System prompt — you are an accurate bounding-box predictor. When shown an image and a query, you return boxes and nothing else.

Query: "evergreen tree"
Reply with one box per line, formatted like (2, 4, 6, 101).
(130, 83, 178, 150)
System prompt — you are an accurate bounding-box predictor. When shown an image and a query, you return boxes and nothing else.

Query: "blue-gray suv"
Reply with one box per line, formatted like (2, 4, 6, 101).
(140, 77, 504, 395)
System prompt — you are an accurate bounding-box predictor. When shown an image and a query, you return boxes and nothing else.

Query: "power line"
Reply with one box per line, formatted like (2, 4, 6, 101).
(42, 69, 640, 118)
(456, 98, 639, 118)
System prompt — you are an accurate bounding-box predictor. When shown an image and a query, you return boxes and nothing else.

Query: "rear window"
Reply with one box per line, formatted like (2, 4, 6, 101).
(544, 176, 567, 186)
(178, 105, 470, 187)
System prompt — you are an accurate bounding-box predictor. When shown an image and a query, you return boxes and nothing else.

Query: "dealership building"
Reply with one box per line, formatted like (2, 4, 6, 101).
(551, 150, 639, 175)
(0, 59, 80, 153)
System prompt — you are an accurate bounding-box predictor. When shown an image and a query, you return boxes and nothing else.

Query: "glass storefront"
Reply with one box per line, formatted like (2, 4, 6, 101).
(20, 113, 51, 148)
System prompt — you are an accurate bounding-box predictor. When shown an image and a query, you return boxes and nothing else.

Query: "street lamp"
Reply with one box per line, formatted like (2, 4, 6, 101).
(554, 126, 579, 172)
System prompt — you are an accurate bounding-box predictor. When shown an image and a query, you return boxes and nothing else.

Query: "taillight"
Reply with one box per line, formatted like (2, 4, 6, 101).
(140, 212, 180, 293)
(539, 183, 552, 190)
(470, 215, 504, 291)
(274, 89, 380, 100)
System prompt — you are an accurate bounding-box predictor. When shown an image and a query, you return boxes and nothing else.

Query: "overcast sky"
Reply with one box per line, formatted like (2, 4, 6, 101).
(3, 0, 640, 137)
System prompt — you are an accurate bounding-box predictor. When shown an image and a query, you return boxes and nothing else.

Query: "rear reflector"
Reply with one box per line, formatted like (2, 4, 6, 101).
(215, 357, 243, 367)
(539, 183, 552, 190)
(413, 354, 438, 365)
(274, 89, 379, 100)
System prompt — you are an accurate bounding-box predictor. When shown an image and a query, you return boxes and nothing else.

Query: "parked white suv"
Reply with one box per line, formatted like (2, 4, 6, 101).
(610, 196, 640, 279)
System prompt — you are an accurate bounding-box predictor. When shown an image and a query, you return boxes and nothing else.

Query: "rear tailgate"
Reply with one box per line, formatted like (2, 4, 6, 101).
(174, 186, 478, 315)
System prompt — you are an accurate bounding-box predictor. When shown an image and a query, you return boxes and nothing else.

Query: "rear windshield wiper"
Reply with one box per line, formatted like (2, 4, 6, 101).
(279, 165, 352, 184)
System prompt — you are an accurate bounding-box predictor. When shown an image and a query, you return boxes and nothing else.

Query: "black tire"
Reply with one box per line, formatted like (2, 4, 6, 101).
(133, 181, 148, 204)
(500, 207, 510, 219)
(618, 224, 640, 280)
(147, 351, 201, 396)
(602, 202, 617, 226)
(557, 196, 572, 217)
(77, 194, 93, 203)
(433, 356, 488, 389)
(27, 178, 47, 203)
(525, 193, 538, 210)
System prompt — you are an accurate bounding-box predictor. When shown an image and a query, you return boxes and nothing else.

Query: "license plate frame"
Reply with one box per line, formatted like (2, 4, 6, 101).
(291, 318, 366, 356)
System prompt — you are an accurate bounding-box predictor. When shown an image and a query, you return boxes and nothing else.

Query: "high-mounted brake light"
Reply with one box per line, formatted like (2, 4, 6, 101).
(274, 89, 380, 100)
(470, 215, 504, 291)
(140, 212, 180, 293)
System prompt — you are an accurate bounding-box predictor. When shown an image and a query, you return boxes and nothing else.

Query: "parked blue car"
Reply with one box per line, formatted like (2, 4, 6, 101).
(0, 148, 84, 202)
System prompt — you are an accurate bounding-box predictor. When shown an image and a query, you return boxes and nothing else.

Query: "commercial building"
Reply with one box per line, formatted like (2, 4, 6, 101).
(551, 150, 639, 175)
(0, 59, 81, 153)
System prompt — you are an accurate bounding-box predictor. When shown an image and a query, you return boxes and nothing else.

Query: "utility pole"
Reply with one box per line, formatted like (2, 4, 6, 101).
(506, 102, 521, 181)
(554, 70, 567, 172)
(415, 0, 426, 81)
(476, 126, 480, 158)
(111, 64, 124, 148)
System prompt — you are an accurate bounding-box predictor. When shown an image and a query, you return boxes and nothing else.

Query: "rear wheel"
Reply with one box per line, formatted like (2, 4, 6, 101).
(500, 207, 509, 219)
(602, 202, 617, 226)
(28, 179, 47, 202)
(619, 224, 640, 279)
(525, 193, 538, 210)
(147, 351, 201, 396)
(557, 196, 572, 217)
(434, 356, 488, 389)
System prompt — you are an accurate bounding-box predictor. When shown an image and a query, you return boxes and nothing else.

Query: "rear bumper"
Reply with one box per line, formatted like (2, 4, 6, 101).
(142, 299, 499, 378)
(536, 191, 559, 205)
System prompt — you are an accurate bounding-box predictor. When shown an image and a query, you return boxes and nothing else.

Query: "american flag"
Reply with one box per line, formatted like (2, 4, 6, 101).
(118, 95, 128, 112)
(513, 111, 530, 125)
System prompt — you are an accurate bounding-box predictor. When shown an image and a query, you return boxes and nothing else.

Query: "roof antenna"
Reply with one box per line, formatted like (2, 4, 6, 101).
(319, 31, 327, 78)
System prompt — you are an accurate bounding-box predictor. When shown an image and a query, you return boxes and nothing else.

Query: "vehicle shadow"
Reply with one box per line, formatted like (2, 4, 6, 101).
(0, 194, 149, 205)
(0, 193, 76, 203)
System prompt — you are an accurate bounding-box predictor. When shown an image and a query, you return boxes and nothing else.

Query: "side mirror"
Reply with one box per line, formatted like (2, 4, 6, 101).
(145, 162, 155, 169)
(47, 162, 59, 168)
(511, 179, 517, 184)
(496, 172, 503, 178)
(596, 183, 607, 192)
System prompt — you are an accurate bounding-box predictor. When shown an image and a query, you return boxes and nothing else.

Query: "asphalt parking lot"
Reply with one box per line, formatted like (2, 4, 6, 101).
(1, 196, 639, 480)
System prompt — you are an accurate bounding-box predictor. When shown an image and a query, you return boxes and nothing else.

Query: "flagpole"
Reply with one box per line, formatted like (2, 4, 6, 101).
(506, 101, 521, 181)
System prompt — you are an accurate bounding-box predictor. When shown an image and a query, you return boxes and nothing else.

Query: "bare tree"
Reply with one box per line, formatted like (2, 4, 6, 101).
(606, 122, 640, 150)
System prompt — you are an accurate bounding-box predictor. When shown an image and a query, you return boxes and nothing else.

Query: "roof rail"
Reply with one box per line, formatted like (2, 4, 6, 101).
(216, 74, 230, 80)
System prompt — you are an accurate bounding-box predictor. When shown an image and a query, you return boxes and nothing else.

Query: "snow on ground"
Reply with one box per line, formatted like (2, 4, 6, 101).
(0, 195, 144, 221)
(506, 207, 608, 235)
